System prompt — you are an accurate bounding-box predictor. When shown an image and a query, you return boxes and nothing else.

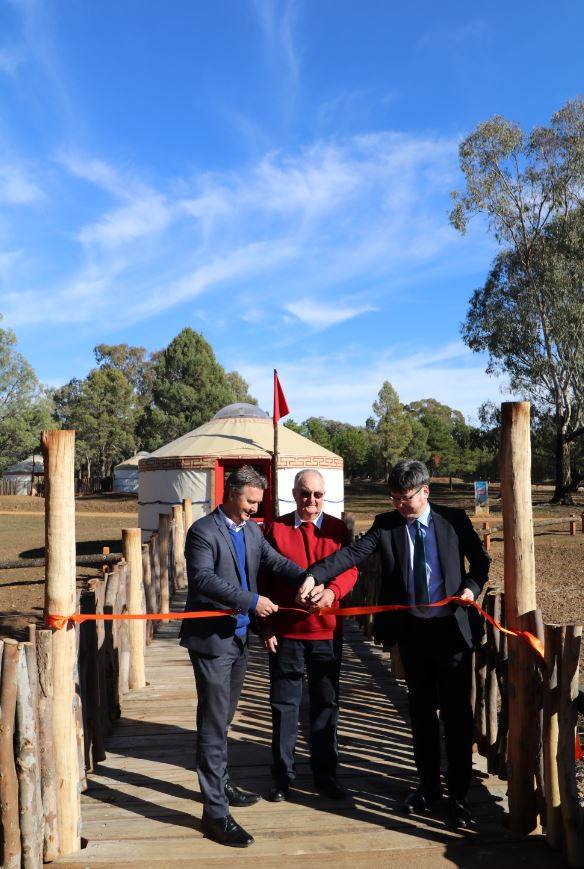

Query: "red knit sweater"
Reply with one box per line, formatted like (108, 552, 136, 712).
(260, 512, 358, 640)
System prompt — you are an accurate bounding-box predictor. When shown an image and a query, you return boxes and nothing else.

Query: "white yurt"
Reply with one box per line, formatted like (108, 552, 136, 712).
(113, 451, 150, 493)
(2, 454, 44, 495)
(138, 403, 344, 536)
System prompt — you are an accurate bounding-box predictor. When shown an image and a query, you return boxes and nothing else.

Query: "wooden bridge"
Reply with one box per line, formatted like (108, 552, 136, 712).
(55, 592, 562, 868)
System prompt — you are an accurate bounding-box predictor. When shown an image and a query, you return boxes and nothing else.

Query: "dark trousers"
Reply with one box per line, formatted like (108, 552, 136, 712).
(398, 615, 473, 801)
(189, 636, 248, 819)
(269, 636, 342, 785)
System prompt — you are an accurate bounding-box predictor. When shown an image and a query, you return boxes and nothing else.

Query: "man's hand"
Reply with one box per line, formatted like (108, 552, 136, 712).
(295, 575, 315, 605)
(311, 587, 336, 610)
(457, 587, 475, 604)
(255, 595, 279, 617)
(263, 635, 278, 653)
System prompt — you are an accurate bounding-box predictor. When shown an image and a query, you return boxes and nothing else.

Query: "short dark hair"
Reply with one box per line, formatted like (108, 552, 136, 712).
(387, 460, 429, 493)
(226, 465, 267, 493)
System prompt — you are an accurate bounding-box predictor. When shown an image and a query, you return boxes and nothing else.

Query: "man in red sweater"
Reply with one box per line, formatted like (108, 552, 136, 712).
(259, 469, 357, 802)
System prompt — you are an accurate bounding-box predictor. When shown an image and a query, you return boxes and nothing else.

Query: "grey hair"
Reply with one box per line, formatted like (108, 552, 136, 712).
(293, 468, 325, 490)
(226, 465, 268, 493)
(387, 460, 430, 492)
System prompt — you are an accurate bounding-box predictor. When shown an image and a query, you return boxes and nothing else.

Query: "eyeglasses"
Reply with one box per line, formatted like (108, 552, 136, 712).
(299, 488, 324, 499)
(390, 486, 424, 504)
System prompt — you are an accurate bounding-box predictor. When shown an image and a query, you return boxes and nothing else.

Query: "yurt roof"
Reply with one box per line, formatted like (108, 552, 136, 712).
(140, 404, 342, 469)
(4, 454, 44, 475)
(114, 451, 150, 471)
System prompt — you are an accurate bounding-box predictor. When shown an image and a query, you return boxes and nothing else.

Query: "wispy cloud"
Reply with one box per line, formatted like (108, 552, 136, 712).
(252, 0, 301, 101)
(236, 342, 513, 425)
(1, 130, 489, 339)
(285, 299, 376, 330)
(0, 163, 44, 204)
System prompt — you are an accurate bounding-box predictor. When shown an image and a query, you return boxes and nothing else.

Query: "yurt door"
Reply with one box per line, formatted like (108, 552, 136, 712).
(214, 459, 274, 523)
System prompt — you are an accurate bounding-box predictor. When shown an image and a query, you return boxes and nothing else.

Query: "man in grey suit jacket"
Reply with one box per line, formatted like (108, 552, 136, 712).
(180, 465, 304, 848)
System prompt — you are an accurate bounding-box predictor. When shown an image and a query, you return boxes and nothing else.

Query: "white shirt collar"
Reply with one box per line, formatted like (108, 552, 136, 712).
(406, 503, 431, 528)
(219, 506, 246, 532)
(294, 511, 324, 529)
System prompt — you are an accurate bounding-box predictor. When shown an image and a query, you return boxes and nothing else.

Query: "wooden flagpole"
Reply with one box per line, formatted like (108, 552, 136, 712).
(273, 369, 279, 518)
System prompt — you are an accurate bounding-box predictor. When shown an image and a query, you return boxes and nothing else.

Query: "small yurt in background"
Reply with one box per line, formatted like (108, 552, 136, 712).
(113, 451, 150, 493)
(2, 454, 44, 495)
(138, 403, 344, 536)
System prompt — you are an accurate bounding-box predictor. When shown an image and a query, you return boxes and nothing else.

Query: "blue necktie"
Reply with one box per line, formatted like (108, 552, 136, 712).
(413, 519, 429, 605)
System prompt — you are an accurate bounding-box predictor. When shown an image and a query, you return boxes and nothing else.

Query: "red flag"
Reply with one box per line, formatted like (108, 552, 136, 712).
(273, 369, 290, 424)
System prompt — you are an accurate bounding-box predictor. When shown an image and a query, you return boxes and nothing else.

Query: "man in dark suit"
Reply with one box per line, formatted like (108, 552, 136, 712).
(180, 465, 304, 848)
(301, 460, 490, 828)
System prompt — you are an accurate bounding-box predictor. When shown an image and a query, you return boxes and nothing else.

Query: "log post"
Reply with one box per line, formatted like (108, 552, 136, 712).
(183, 498, 193, 536)
(42, 429, 81, 854)
(158, 513, 171, 620)
(103, 567, 121, 722)
(543, 624, 564, 851)
(149, 533, 161, 612)
(122, 529, 146, 689)
(117, 561, 131, 694)
(0, 638, 21, 869)
(500, 401, 539, 834)
(142, 543, 156, 644)
(569, 515, 576, 536)
(172, 504, 186, 590)
(15, 642, 43, 869)
(36, 629, 59, 861)
(483, 521, 491, 552)
(581, 512, 584, 534)
(557, 625, 584, 868)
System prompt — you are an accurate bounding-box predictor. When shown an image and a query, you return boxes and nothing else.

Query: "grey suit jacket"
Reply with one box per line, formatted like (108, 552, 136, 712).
(308, 502, 490, 649)
(180, 508, 304, 655)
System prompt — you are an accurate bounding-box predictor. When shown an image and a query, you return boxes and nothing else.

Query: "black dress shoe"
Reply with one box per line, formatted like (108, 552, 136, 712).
(201, 813, 254, 847)
(447, 798, 473, 829)
(314, 778, 349, 800)
(403, 785, 443, 814)
(268, 782, 289, 802)
(224, 780, 261, 807)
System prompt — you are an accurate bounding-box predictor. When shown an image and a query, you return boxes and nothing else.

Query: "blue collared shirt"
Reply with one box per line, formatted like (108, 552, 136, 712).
(405, 505, 449, 619)
(218, 506, 258, 625)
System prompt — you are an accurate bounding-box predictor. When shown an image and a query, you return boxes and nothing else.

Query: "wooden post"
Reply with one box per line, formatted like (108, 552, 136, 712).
(500, 402, 539, 834)
(142, 543, 156, 644)
(569, 515, 576, 536)
(0, 638, 21, 869)
(102, 545, 110, 576)
(122, 529, 146, 690)
(183, 498, 193, 536)
(158, 513, 171, 621)
(15, 643, 43, 869)
(103, 568, 121, 722)
(36, 629, 60, 862)
(149, 533, 161, 612)
(581, 512, 584, 534)
(557, 625, 584, 868)
(42, 429, 81, 854)
(543, 624, 564, 851)
(483, 521, 491, 552)
(116, 561, 130, 695)
(171, 504, 186, 590)
(273, 418, 279, 518)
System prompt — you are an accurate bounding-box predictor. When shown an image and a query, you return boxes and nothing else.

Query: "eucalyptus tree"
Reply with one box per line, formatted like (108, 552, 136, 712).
(451, 99, 584, 501)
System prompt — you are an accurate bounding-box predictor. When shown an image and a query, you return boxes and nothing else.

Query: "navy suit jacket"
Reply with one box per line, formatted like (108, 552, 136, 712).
(180, 508, 304, 655)
(308, 502, 490, 649)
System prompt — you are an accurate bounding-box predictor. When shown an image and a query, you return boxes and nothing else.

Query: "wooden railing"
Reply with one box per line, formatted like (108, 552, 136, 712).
(351, 555, 584, 868)
(0, 499, 190, 867)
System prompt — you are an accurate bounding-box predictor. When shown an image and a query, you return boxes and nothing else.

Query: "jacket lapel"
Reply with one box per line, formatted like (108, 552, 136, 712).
(429, 505, 451, 588)
(213, 510, 241, 577)
(391, 516, 408, 589)
(242, 521, 256, 584)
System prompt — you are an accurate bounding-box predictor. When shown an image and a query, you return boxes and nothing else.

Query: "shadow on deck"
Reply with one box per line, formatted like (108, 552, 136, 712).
(57, 591, 563, 868)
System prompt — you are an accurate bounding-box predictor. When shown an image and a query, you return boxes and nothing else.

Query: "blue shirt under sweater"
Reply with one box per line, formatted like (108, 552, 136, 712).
(227, 526, 258, 637)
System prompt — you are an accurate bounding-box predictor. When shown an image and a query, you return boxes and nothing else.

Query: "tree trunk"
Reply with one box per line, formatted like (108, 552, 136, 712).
(551, 427, 573, 504)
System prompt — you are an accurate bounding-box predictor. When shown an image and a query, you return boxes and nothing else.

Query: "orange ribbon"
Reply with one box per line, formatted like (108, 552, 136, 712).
(46, 595, 545, 658)
(46, 596, 584, 759)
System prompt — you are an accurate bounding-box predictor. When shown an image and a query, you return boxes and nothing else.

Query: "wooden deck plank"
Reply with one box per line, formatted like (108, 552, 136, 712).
(56, 590, 562, 867)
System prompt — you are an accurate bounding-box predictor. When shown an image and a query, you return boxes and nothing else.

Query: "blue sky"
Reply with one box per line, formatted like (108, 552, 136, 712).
(0, 0, 582, 425)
